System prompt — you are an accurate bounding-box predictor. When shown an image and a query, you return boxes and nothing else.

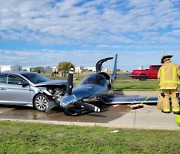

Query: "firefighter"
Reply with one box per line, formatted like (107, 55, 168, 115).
(158, 55, 180, 114)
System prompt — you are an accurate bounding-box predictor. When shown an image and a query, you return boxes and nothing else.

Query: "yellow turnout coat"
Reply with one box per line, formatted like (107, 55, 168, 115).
(158, 60, 180, 90)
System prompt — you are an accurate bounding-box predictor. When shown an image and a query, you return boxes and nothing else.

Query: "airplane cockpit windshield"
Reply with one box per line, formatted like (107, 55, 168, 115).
(80, 74, 106, 86)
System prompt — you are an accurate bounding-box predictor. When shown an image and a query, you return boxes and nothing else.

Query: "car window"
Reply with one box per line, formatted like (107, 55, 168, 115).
(8, 75, 25, 85)
(0, 74, 7, 83)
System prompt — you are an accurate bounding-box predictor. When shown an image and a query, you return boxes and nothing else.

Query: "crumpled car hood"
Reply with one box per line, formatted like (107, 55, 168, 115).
(35, 80, 67, 87)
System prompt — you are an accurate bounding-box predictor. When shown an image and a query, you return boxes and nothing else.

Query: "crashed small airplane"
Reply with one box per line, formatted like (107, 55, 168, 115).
(46, 54, 118, 115)
(60, 54, 118, 115)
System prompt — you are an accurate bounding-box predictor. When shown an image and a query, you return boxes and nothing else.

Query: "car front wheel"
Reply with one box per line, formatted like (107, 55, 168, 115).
(33, 94, 49, 111)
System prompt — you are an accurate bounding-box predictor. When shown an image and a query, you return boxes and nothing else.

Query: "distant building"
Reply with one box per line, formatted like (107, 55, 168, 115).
(102, 68, 111, 72)
(22, 66, 33, 72)
(75, 66, 84, 73)
(44, 66, 53, 74)
(83, 67, 110, 72)
(31, 67, 45, 73)
(0, 65, 22, 72)
(84, 67, 96, 72)
(137, 66, 144, 70)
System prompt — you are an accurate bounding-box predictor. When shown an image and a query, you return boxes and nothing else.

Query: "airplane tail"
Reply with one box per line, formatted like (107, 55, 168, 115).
(111, 54, 118, 82)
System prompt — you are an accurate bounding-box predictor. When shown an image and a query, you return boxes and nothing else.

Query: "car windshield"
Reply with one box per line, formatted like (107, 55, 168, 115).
(21, 73, 51, 84)
(80, 74, 106, 86)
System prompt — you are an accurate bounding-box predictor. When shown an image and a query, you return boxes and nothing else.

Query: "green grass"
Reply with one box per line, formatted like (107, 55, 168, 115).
(0, 121, 180, 153)
(113, 77, 159, 91)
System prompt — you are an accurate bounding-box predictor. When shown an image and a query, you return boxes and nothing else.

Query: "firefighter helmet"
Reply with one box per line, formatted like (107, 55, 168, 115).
(161, 55, 173, 63)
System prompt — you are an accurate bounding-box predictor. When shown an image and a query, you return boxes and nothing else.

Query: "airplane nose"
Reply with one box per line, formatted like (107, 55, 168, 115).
(60, 95, 77, 109)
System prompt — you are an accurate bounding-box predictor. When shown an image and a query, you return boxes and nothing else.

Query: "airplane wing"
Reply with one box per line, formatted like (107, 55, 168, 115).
(104, 94, 157, 104)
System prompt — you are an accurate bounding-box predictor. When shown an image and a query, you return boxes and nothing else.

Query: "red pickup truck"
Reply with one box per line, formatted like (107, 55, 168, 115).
(131, 65, 161, 80)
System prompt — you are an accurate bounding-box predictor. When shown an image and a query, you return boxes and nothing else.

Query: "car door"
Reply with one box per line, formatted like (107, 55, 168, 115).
(0, 74, 31, 105)
(0, 73, 8, 103)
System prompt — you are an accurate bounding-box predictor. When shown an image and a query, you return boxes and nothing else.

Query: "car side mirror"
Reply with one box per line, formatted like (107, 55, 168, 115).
(18, 81, 29, 87)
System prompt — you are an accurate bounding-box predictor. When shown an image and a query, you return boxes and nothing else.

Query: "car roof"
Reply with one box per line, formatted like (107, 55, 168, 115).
(0, 71, 37, 75)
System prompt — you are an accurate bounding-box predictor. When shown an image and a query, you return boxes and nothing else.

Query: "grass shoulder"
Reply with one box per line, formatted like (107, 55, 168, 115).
(0, 121, 180, 153)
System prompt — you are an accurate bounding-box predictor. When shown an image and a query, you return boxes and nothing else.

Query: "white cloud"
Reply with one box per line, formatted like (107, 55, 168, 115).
(0, 0, 179, 70)
(0, 0, 179, 46)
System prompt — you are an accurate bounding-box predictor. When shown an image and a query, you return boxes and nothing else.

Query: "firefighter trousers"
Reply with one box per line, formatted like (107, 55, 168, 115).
(162, 89, 179, 113)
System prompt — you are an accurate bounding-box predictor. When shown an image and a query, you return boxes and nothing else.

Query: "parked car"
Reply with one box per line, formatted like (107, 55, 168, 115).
(131, 65, 161, 80)
(0, 71, 67, 111)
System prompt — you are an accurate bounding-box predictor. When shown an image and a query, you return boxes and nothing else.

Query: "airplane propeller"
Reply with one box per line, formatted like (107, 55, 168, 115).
(61, 67, 101, 115)
(67, 68, 74, 95)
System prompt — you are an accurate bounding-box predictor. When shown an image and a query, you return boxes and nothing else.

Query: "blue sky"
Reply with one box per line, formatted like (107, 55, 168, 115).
(0, 0, 179, 71)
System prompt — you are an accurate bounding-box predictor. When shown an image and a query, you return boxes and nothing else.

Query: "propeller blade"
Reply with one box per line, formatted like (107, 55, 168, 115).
(67, 68, 74, 95)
